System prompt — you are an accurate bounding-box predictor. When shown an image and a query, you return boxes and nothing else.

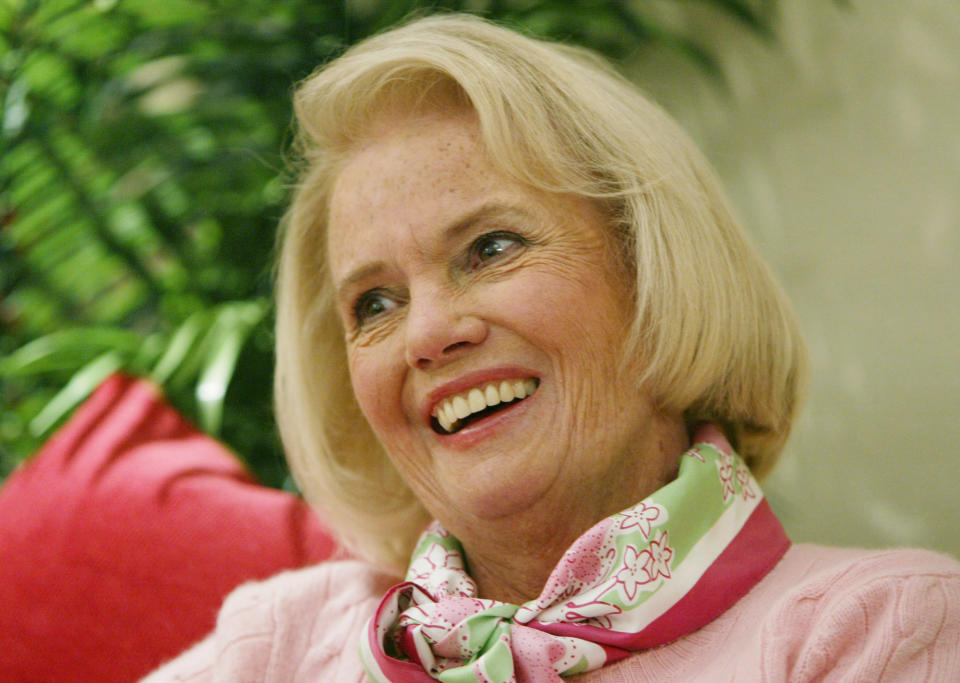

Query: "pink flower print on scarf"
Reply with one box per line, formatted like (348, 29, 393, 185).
(736, 465, 756, 501)
(510, 626, 584, 682)
(402, 597, 497, 662)
(717, 449, 737, 503)
(610, 531, 674, 602)
(362, 424, 792, 683)
(616, 501, 667, 539)
(407, 540, 478, 598)
(514, 518, 618, 623)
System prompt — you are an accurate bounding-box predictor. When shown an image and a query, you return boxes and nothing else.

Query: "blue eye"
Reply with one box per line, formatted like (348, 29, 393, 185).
(354, 290, 397, 326)
(470, 232, 524, 268)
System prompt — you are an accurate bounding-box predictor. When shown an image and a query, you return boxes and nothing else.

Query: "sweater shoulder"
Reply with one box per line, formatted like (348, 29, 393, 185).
(768, 543, 960, 600)
(754, 544, 960, 681)
(218, 559, 397, 620)
(141, 561, 397, 682)
(558, 546, 960, 683)
(206, 561, 396, 681)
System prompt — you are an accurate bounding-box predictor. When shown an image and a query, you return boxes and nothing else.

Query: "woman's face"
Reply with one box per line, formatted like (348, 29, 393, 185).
(327, 111, 681, 532)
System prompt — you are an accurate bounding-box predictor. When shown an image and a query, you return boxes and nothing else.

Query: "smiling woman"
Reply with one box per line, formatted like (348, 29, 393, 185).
(277, 20, 809, 572)
(143, 13, 960, 683)
(324, 112, 686, 595)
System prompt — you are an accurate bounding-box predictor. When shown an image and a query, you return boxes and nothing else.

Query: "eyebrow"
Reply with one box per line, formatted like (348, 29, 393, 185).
(333, 201, 532, 299)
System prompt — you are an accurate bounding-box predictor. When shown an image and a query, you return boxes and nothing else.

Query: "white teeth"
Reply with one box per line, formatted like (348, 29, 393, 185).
(443, 401, 457, 426)
(436, 410, 453, 433)
(468, 388, 485, 412)
(452, 395, 470, 420)
(433, 378, 539, 434)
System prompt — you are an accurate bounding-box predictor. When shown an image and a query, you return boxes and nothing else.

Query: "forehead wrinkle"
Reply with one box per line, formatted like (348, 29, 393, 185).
(334, 260, 386, 300)
(442, 202, 535, 242)
(332, 200, 537, 298)
(327, 111, 549, 303)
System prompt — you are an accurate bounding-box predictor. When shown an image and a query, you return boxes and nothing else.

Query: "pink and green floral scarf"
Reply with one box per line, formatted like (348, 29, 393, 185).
(361, 424, 789, 682)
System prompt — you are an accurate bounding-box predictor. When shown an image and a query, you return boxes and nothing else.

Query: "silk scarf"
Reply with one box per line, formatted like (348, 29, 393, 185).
(361, 424, 789, 682)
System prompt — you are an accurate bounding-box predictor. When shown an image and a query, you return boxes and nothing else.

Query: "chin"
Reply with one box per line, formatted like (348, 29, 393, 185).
(452, 468, 556, 521)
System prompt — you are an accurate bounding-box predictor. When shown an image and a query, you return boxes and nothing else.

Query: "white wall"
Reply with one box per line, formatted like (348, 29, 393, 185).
(630, 0, 960, 556)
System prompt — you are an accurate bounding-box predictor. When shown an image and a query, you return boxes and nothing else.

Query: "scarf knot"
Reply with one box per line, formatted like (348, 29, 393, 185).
(362, 425, 789, 682)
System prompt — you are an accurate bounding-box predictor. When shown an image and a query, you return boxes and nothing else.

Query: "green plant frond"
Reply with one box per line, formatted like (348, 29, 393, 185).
(195, 300, 268, 435)
(0, 327, 145, 377)
(28, 350, 125, 437)
(149, 310, 210, 387)
(1, 0, 785, 487)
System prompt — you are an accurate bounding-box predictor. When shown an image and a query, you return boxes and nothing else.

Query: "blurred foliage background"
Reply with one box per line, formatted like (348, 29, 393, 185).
(0, 0, 782, 486)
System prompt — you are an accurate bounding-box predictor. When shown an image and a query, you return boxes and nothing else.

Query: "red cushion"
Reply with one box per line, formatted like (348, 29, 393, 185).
(0, 373, 339, 682)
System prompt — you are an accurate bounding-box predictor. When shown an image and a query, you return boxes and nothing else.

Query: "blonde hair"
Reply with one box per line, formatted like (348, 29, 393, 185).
(275, 13, 807, 570)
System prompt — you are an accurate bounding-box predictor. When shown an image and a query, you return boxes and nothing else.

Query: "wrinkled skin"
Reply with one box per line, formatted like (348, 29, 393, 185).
(327, 110, 687, 602)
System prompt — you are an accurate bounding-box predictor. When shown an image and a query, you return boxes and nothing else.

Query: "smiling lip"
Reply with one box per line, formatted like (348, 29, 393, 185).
(433, 378, 539, 433)
(423, 367, 540, 428)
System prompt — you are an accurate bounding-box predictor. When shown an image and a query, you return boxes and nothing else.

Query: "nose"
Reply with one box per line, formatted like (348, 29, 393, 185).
(404, 289, 487, 370)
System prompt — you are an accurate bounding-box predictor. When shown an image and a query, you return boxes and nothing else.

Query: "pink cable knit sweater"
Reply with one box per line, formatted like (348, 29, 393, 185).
(144, 544, 960, 682)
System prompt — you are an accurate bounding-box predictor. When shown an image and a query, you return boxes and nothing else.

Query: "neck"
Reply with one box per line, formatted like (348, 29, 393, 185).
(461, 516, 588, 604)
(454, 422, 690, 604)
